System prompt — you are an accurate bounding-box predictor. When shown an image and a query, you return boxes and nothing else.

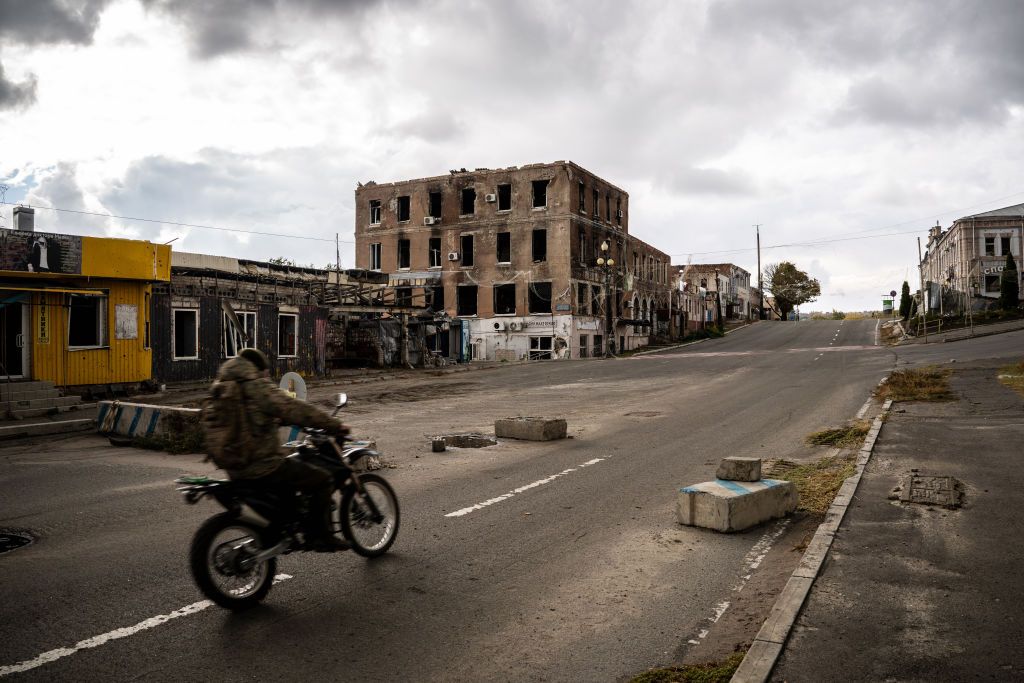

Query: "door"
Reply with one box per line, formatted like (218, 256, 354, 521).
(1, 302, 25, 378)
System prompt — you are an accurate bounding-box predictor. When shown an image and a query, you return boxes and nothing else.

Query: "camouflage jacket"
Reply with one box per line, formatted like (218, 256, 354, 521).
(214, 356, 345, 479)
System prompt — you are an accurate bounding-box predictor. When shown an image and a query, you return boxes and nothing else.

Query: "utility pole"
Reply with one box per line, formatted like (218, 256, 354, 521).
(755, 224, 763, 320)
(335, 233, 342, 303)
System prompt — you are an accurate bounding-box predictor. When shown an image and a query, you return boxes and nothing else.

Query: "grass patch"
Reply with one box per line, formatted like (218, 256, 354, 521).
(769, 454, 856, 515)
(805, 420, 870, 449)
(875, 366, 953, 402)
(998, 360, 1024, 397)
(630, 653, 745, 683)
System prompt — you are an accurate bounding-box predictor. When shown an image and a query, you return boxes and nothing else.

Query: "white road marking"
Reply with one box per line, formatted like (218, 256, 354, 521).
(0, 574, 293, 677)
(445, 458, 608, 517)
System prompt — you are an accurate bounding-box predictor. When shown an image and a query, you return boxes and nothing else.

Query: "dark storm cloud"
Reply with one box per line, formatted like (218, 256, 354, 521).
(0, 0, 111, 45)
(0, 63, 37, 109)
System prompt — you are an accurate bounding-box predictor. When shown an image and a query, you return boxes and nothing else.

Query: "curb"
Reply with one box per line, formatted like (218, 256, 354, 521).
(895, 320, 1024, 346)
(730, 397, 894, 683)
(630, 322, 756, 358)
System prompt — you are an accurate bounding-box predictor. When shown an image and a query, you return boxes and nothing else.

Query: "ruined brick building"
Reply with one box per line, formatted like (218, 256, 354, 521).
(354, 161, 673, 360)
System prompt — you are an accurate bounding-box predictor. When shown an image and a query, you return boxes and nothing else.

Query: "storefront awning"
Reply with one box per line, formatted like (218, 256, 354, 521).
(0, 285, 106, 296)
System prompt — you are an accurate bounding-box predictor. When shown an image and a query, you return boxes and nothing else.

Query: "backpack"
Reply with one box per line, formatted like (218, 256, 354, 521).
(201, 379, 253, 471)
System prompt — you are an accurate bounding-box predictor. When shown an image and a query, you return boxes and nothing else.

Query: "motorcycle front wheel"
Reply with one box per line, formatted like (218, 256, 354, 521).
(338, 474, 400, 558)
(190, 513, 276, 610)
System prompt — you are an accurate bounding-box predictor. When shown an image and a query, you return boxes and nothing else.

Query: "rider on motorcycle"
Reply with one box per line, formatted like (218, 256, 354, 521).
(212, 348, 350, 551)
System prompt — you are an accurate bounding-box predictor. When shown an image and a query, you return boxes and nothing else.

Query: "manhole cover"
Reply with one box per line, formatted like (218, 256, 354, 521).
(890, 474, 964, 508)
(0, 530, 34, 555)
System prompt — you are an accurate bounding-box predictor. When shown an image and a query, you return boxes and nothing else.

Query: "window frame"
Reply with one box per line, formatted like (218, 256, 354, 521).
(224, 310, 257, 358)
(528, 281, 552, 314)
(460, 187, 476, 216)
(369, 242, 382, 271)
(397, 195, 411, 223)
(67, 293, 109, 350)
(461, 234, 475, 267)
(496, 231, 512, 264)
(429, 237, 442, 269)
(172, 308, 199, 361)
(497, 184, 512, 212)
(277, 313, 299, 358)
(532, 229, 547, 262)
(369, 199, 381, 226)
(397, 238, 411, 270)
(493, 283, 517, 316)
(532, 179, 549, 209)
(528, 335, 553, 360)
(457, 284, 478, 317)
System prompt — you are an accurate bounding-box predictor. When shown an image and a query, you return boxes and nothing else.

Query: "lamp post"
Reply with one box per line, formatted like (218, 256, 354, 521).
(596, 240, 615, 357)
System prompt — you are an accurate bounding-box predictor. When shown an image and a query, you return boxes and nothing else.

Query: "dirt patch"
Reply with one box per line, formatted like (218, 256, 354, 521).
(768, 455, 856, 515)
(875, 366, 954, 402)
(805, 420, 871, 449)
(997, 360, 1024, 397)
(630, 653, 744, 683)
(338, 381, 484, 410)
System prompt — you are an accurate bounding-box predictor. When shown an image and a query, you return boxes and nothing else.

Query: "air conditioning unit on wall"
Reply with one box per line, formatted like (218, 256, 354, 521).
(493, 321, 507, 331)
(484, 194, 497, 203)
(447, 251, 460, 261)
(509, 321, 522, 331)
(424, 217, 440, 226)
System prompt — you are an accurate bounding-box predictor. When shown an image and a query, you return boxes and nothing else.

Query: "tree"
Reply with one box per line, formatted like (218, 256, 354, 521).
(763, 262, 821, 321)
(898, 280, 912, 320)
(999, 252, 1019, 311)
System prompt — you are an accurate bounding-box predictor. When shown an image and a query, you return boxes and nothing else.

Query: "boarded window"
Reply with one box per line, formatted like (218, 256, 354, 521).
(497, 232, 511, 263)
(224, 311, 256, 358)
(494, 283, 516, 315)
(461, 234, 474, 267)
(398, 239, 410, 269)
(457, 285, 478, 316)
(114, 303, 138, 340)
(429, 237, 442, 268)
(278, 314, 298, 357)
(532, 229, 547, 262)
(397, 196, 411, 222)
(369, 200, 381, 225)
(532, 180, 548, 208)
(429, 192, 442, 219)
(529, 282, 552, 314)
(172, 309, 198, 359)
(529, 336, 552, 360)
(370, 243, 381, 270)
(69, 295, 107, 348)
(461, 188, 476, 215)
(497, 184, 511, 211)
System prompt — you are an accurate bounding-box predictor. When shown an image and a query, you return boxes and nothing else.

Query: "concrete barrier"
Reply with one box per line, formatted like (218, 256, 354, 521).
(96, 401, 201, 439)
(716, 456, 762, 482)
(494, 417, 567, 441)
(677, 478, 797, 532)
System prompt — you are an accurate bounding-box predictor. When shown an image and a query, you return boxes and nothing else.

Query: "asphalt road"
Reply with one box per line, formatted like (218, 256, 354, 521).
(0, 319, 894, 682)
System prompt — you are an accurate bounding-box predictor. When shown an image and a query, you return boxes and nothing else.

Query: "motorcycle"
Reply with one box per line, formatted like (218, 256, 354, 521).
(175, 393, 399, 610)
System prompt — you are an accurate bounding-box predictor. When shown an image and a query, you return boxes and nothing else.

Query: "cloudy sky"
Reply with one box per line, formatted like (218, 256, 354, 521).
(2, 0, 1022, 311)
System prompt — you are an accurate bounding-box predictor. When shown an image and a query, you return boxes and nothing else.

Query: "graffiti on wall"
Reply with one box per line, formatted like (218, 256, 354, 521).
(0, 231, 83, 274)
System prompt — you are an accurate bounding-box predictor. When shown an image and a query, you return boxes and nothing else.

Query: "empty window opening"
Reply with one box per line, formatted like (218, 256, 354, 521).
(278, 314, 298, 357)
(497, 184, 512, 211)
(605, 194, 610, 221)
(457, 285, 478, 316)
(395, 287, 412, 307)
(461, 188, 476, 215)
(616, 197, 621, 224)
(532, 229, 547, 262)
(579, 335, 589, 358)
(985, 237, 995, 256)
(224, 311, 256, 358)
(172, 308, 198, 359)
(578, 228, 587, 265)
(591, 285, 602, 314)
(429, 191, 442, 219)
(497, 232, 511, 263)
(985, 275, 1000, 292)
(592, 189, 599, 216)
(577, 284, 588, 314)
(532, 180, 549, 208)
(398, 239, 411, 269)
(494, 284, 516, 315)
(529, 336, 553, 360)
(369, 200, 381, 225)
(593, 335, 603, 355)
(529, 282, 552, 314)
(397, 196, 411, 222)
(461, 234, 475, 267)
(69, 295, 107, 348)
(369, 242, 382, 270)
(1001, 236, 1012, 255)
(429, 237, 442, 268)
(429, 286, 445, 312)
(578, 181, 586, 212)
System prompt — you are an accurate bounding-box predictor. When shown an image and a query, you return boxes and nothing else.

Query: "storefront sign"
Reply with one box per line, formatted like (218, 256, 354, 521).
(37, 304, 49, 344)
(0, 230, 82, 274)
(982, 265, 1006, 275)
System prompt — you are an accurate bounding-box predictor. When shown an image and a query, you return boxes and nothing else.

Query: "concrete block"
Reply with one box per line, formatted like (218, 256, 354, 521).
(432, 437, 446, 452)
(494, 417, 567, 441)
(96, 401, 201, 439)
(677, 478, 797, 532)
(715, 457, 762, 482)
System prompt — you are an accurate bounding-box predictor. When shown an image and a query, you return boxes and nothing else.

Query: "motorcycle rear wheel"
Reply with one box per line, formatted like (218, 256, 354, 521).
(339, 474, 400, 557)
(190, 513, 276, 610)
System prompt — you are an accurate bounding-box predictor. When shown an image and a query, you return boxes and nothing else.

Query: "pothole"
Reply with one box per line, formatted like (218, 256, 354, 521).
(890, 472, 964, 508)
(433, 433, 498, 450)
(0, 529, 35, 555)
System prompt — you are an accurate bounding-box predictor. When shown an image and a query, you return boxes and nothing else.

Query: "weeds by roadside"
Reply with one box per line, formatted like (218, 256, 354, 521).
(875, 366, 953, 402)
(768, 455, 856, 515)
(998, 360, 1024, 397)
(630, 652, 744, 683)
(805, 420, 870, 449)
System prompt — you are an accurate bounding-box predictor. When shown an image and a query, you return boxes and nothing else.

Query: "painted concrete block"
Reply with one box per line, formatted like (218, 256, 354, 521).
(716, 457, 762, 482)
(494, 417, 567, 441)
(677, 479, 797, 532)
(96, 401, 201, 439)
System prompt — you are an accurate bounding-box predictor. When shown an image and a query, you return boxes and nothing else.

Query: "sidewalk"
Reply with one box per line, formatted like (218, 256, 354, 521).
(898, 317, 1024, 345)
(770, 361, 1024, 681)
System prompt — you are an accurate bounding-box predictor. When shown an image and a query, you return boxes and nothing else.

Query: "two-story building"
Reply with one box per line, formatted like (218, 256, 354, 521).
(354, 161, 673, 360)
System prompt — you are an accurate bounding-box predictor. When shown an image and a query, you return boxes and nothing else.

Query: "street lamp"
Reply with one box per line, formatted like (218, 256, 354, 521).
(596, 240, 615, 357)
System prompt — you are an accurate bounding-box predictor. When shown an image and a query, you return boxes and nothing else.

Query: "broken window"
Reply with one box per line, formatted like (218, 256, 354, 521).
(369, 200, 381, 225)
(497, 232, 511, 263)
(529, 282, 552, 314)
(579, 335, 589, 358)
(1001, 236, 1012, 255)
(529, 336, 553, 360)
(985, 237, 995, 256)
(429, 191, 442, 219)
(577, 284, 588, 314)
(532, 229, 547, 262)
(224, 311, 256, 358)
(172, 308, 198, 359)
(578, 228, 587, 265)
(369, 242, 381, 270)
(278, 314, 298, 357)
(578, 181, 586, 213)
(395, 287, 412, 307)
(397, 239, 411, 269)
(497, 184, 512, 211)
(429, 237, 442, 268)
(397, 196, 410, 222)
(493, 283, 516, 315)
(461, 188, 476, 215)
(591, 285, 602, 314)
(69, 294, 107, 348)
(532, 179, 548, 208)
(461, 234, 474, 267)
(985, 275, 1000, 292)
(428, 286, 445, 311)
(457, 285, 478, 316)
(592, 189, 599, 217)
(593, 335, 603, 354)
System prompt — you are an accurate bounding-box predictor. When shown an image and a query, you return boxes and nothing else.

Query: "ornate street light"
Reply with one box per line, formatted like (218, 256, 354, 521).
(596, 240, 615, 357)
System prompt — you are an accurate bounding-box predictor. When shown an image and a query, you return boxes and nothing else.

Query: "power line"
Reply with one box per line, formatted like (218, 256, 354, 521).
(0, 201, 355, 244)
(672, 227, 926, 259)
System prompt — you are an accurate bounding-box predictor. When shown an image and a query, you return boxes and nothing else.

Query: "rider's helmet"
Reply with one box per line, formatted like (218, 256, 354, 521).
(238, 348, 270, 372)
